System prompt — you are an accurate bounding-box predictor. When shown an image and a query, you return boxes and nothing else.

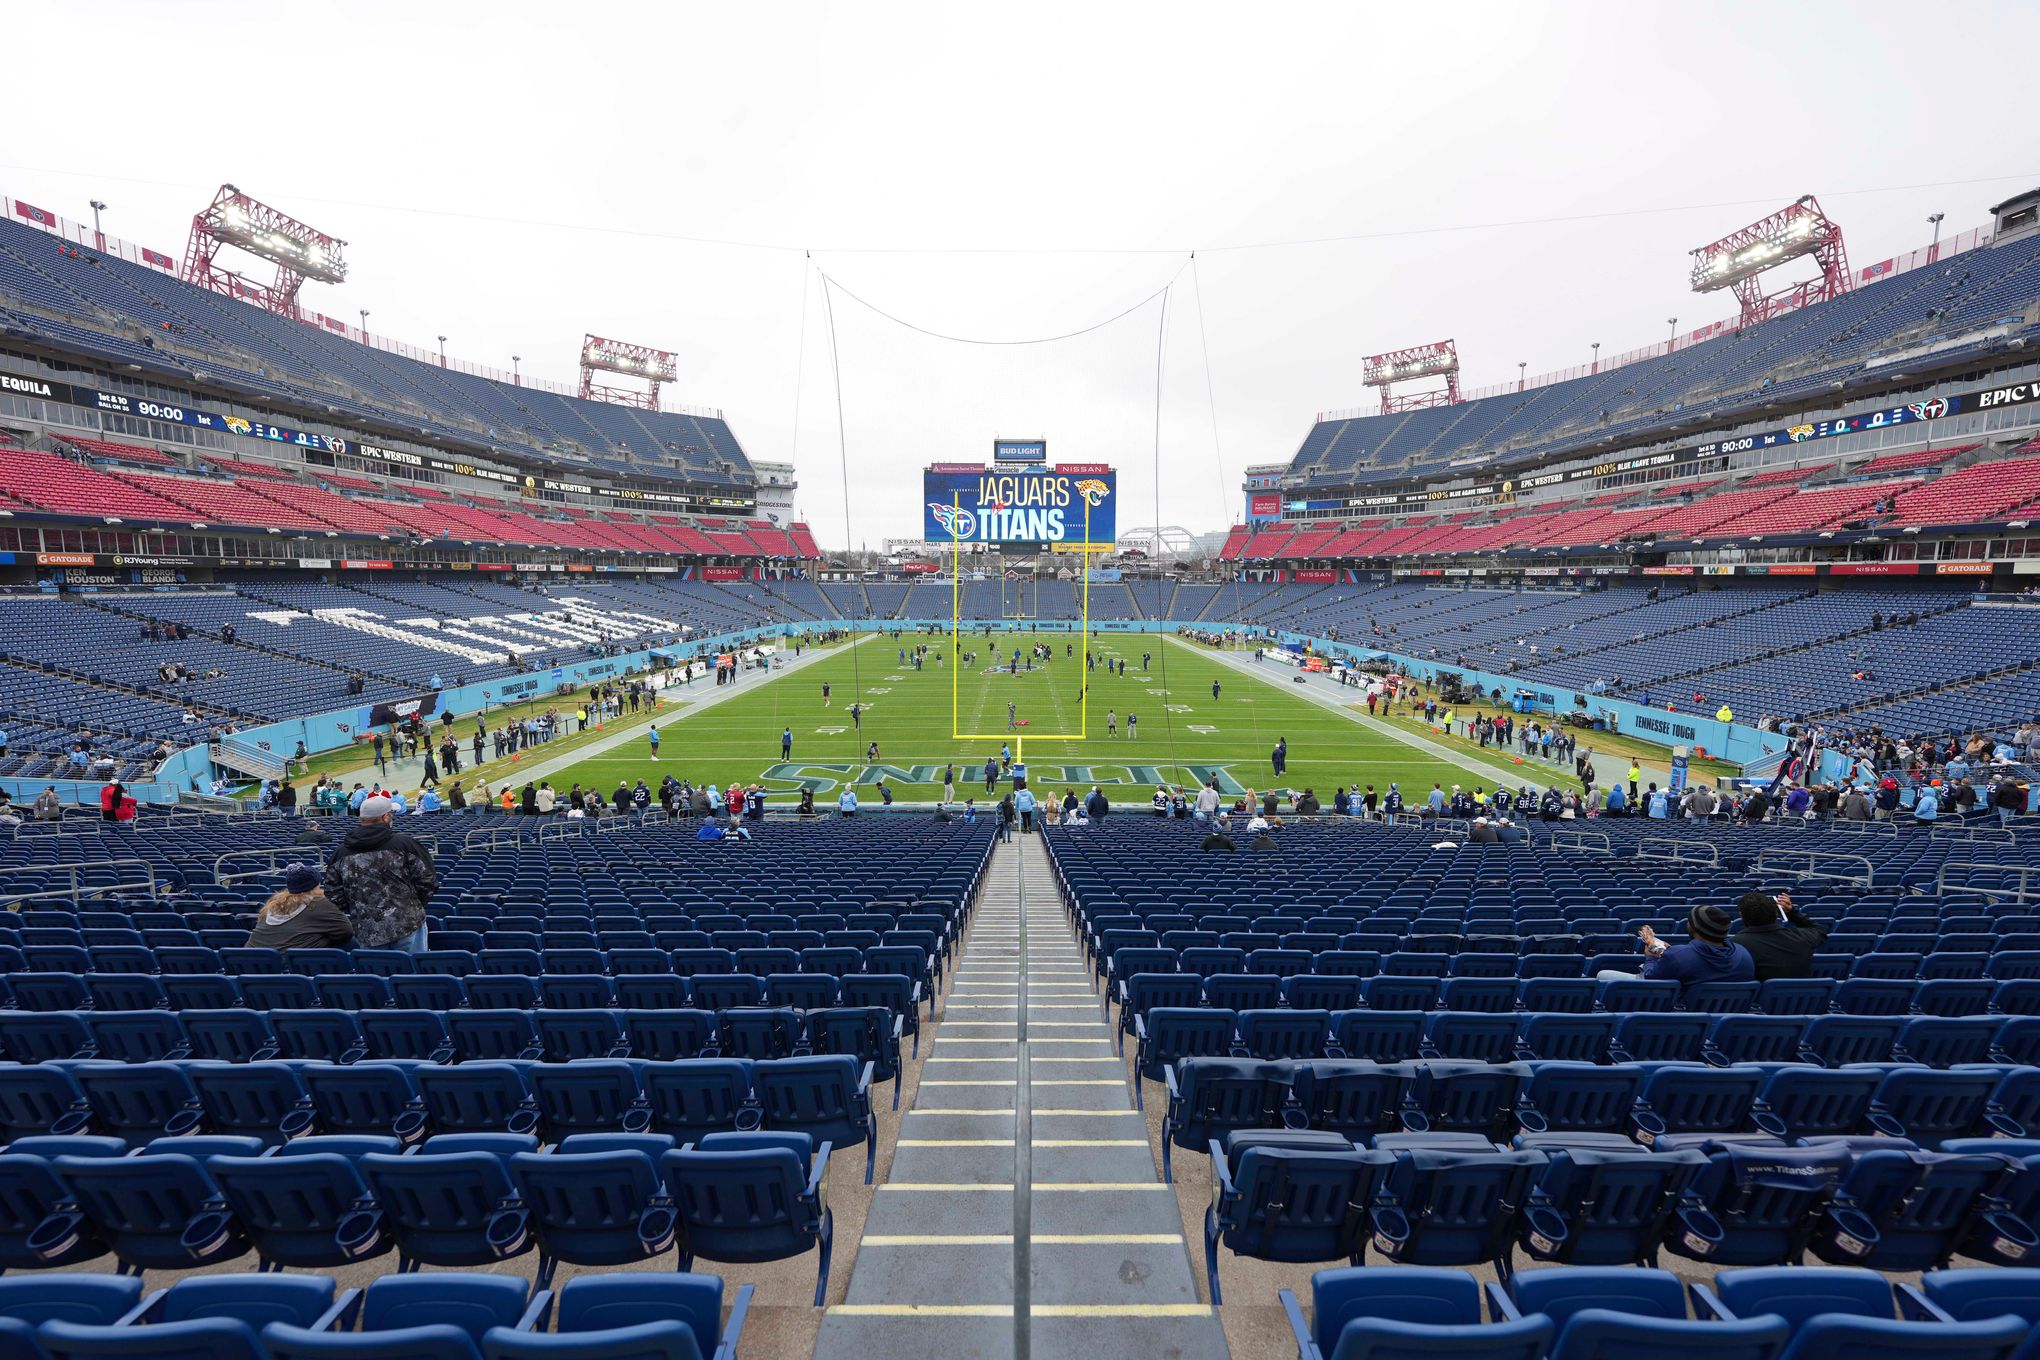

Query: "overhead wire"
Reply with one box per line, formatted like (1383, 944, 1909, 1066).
(7, 162, 2033, 257)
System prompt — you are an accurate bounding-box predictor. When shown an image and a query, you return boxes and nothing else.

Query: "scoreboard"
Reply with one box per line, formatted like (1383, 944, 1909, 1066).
(924, 464, 1116, 552)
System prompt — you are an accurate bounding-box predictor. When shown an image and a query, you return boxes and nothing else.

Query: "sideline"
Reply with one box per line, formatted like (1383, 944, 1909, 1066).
(476, 634, 876, 790)
(1184, 636, 1587, 793)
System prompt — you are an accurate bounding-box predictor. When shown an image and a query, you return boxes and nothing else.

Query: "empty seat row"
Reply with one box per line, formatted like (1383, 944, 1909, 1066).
(1134, 1008, 2040, 1087)
(0, 1140, 782, 1322)
(1203, 1137, 2037, 1303)
(0, 1055, 881, 1181)
(1112, 972, 2040, 1030)
(0, 1003, 911, 1082)
(1158, 1056, 2040, 1177)
(4, 964, 932, 1020)
(1092, 938, 2040, 985)
(1282, 1264, 2040, 1360)
(0, 936, 953, 985)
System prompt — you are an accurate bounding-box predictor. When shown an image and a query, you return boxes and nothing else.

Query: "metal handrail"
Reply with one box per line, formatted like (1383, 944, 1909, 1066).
(11, 818, 105, 841)
(1935, 861, 2040, 904)
(213, 846, 320, 888)
(0, 857, 161, 908)
(461, 825, 527, 851)
(1752, 847, 1875, 887)
(1635, 837, 1720, 867)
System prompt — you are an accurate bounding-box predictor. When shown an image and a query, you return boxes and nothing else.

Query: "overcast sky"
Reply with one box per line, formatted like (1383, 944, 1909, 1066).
(7, 0, 2038, 547)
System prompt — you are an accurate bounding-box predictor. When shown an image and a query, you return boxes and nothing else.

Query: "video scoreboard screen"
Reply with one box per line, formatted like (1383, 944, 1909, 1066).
(924, 464, 1116, 551)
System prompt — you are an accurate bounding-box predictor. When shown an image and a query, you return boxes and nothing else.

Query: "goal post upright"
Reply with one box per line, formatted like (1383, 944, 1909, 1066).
(950, 491, 964, 744)
(946, 489, 1095, 751)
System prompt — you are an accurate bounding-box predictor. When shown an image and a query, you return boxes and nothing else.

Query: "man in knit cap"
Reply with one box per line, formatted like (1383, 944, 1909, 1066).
(1596, 902, 1754, 995)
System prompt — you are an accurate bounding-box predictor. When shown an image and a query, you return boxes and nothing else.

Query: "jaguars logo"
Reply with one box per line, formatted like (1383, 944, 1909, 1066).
(224, 416, 254, 436)
(1074, 478, 1111, 507)
(929, 502, 977, 540)
(1786, 424, 1816, 443)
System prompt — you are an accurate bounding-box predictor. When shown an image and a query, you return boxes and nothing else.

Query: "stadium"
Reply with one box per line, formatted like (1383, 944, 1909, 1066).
(0, 6, 2038, 1360)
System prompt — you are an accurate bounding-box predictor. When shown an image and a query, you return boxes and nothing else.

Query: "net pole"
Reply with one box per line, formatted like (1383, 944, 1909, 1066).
(951, 493, 963, 741)
(1080, 497, 1092, 740)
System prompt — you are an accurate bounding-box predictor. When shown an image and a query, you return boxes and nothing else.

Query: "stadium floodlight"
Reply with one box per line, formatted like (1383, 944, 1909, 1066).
(1362, 339, 1462, 414)
(578, 334, 678, 411)
(1689, 195, 1851, 327)
(181, 184, 347, 320)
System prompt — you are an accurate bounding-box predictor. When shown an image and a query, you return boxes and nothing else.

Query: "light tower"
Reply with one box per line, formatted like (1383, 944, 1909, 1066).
(1689, 195, 1851, 328)
(578, 335, 678, 411)
(180, 184, 347, 321)
(1361, 339, 1462, 415)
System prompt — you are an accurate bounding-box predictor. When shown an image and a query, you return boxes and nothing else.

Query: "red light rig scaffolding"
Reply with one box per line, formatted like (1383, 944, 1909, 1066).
(578, 334, 678, 411)
(1690, 195, 1851, 328)
(1363, 339, 1462, 414)
(180, 184, 347, 322)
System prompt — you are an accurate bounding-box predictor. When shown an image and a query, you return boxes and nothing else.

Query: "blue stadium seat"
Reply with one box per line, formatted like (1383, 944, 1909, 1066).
(1281, 1265, 1551, 1360)
(210, 1137, 401, 1270)
(1664, 1142, 1852, 1267)
(38, 1274, 344, 1360)
(262, 1274, 539, 1360)
(479, 1273, 746, 1360)
(1369, 1148, 1546, 1276)
(662, 1134, 832, 1307)
(359, 1147, 532, 1272)
(1161, 1057, 1293, 1182)
(1518, 1147, 1707, 1266)
(1203, 1132, 1388, 1303)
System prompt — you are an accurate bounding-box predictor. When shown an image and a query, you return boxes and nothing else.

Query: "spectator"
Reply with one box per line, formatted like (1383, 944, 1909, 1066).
(324, 796, 438, 953)
(1731, 890, 1828, 982)
(294, 819, 330, 847)
(1873, 777, 1901, 821)
(1468, 817, 1500, 845)
(100, 779, 124, 823)
(1201, 823, 1237, 852)
(1295, 787, 1320, 815)
(32, 787, 61, 821)
(838, 787, 858, 817)
(1838, 784, 1873, 821)
(536, 783, 557, 815)
(246, 863, 354, 951)
(1246, 816, 1278, 850)
(1598, 904, 1755, 994)
(1912, 783, 1941, 824)
(1086, 787, 1109, 821)
(998, 792, 1015, 842)
(1016, 785, 1037, 832)
(1993, 776, 2028, 827)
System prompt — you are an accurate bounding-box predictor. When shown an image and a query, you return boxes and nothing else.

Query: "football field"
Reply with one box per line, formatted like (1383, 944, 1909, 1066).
(546, 632, 1566, 807)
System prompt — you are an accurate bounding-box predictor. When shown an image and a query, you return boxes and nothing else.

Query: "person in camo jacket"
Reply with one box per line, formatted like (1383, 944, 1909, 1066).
(323, 794, 438, 953)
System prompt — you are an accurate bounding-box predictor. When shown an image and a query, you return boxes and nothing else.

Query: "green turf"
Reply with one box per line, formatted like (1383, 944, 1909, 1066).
(539, 632, 1580, 807)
